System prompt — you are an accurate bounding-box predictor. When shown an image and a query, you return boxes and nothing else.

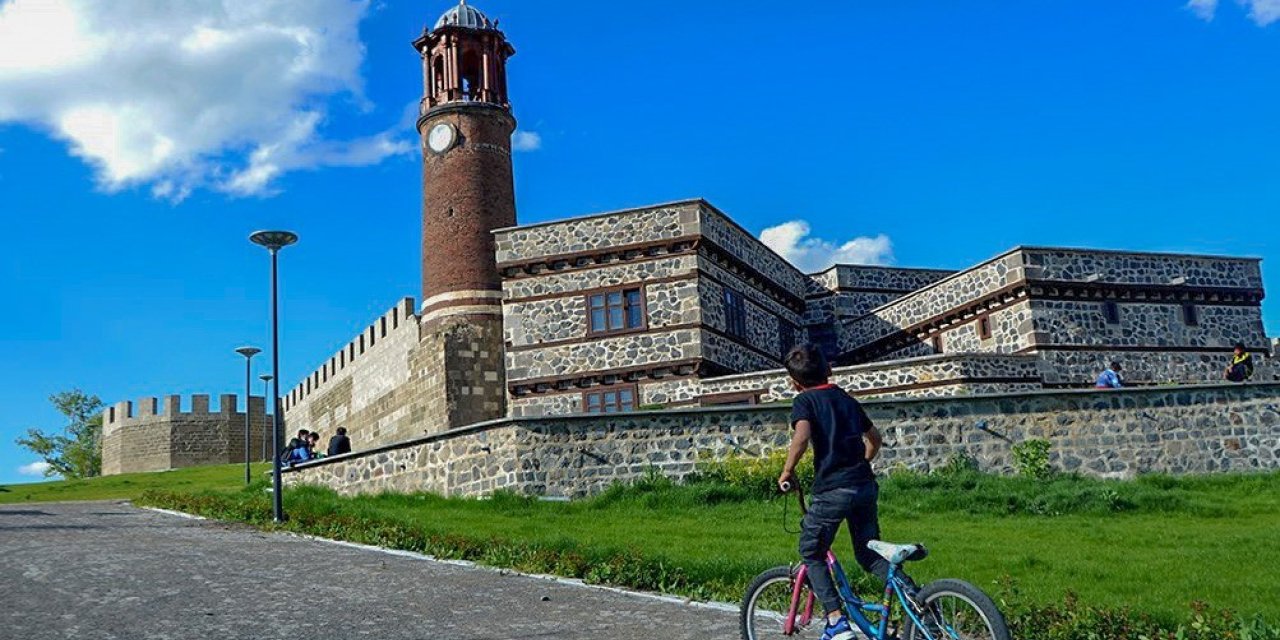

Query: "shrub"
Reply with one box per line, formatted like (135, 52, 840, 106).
(937, 450, 980, 475)
(691, 448, 812, 498)
(1011, 438, 1053, 479)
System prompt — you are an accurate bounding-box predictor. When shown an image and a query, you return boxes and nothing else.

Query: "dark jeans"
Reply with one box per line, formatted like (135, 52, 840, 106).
(799, 482, 890, 615)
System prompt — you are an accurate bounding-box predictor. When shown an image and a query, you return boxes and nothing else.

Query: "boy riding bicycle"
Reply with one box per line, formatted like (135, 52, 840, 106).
(777, 343, 917, 640)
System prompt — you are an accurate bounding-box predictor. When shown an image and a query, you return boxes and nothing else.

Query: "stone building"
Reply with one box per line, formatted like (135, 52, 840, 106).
(273, 1, 1270, 451)
(101, 2, 1274, 478)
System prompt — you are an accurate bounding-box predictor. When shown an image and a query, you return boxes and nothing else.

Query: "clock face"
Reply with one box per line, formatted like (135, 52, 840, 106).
(428, 123, 456, 153)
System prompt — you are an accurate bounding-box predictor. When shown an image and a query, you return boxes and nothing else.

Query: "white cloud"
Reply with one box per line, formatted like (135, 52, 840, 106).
(512, 130, 541, 152)
(1186, 0, 1280, 25)
(759, 220, 894, 273)
(18, 461, 51, 477)
(0, 0, 412, 199)
(1187, 0, 1219, 20)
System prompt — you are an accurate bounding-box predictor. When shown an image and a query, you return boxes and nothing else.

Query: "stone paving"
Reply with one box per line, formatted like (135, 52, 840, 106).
(0, 502, 737, 640)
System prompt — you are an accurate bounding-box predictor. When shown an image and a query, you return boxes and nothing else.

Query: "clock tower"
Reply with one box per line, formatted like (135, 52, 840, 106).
(411, 1, 515, 430)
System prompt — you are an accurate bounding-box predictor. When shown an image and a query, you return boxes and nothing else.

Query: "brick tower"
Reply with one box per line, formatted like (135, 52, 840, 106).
(410, 1, 515, 431)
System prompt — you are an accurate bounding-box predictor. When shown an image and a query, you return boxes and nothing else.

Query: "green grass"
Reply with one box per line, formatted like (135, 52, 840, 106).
(0, 463, 267, 503)
(10, 464, 1279, 634)
(138, 470, 1280, 624)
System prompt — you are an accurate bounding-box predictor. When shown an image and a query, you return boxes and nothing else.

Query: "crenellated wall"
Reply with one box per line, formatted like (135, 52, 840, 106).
(284, 383, 1280, 498)
(100, 394, 272, 475)
(281, 298, 422, 448)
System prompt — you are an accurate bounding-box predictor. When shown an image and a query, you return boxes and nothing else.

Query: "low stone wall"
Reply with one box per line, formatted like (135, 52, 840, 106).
(284, 383, 1280, 497)
(507, 353, 1045, 417)
(651, 353, 1046, 404)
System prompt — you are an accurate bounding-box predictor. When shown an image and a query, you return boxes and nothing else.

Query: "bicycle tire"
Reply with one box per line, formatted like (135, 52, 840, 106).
(903, 578, 1011, 640)
(741, 565, 815, 640)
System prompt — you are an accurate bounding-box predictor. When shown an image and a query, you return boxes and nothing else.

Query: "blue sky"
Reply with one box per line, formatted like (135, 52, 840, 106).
(1, 0, 1277, 484)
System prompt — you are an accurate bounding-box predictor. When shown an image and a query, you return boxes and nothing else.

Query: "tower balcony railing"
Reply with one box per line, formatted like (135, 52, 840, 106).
(421, 90, 509, 114)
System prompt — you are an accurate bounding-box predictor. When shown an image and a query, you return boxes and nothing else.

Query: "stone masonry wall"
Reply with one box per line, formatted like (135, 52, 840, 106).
(1032, 300, 1266, 350)
(641, 353, 1045, 406)
(1023, 247, 1264, 289)
(840, 248, 1263, 356)
(101, 394, 272, 475)
(696, 202, 809, 295)
(841, 252, 1025, 353)
(875, 299, 1037, 361)
(415, 316, 509, 436)
(282, 298, 420, 450)
(494, 201, 700, 265)
(285, 383, 1280, 497)
(506, 328, 700, 383)
(506, 353, 1044, 417)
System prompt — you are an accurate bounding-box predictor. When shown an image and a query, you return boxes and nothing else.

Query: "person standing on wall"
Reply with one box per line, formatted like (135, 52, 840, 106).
(328, 427, 352, 456)
(1095, 361, 1124, 389)
(1224, 343, 1255, 383)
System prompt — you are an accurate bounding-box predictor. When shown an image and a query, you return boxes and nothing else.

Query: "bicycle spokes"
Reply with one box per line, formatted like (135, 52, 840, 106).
(914, 596, 993, 640)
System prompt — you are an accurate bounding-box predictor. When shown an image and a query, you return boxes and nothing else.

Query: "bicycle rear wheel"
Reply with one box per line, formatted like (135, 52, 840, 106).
(740, 566, 825, 640)
(903, 578, 1011, 640)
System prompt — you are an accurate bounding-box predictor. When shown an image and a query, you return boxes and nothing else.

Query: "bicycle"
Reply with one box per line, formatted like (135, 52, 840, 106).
(740, 483, 1011, 640)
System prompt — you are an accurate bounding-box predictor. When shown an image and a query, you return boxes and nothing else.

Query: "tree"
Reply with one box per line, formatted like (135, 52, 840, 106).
(15, 389, 105, 479)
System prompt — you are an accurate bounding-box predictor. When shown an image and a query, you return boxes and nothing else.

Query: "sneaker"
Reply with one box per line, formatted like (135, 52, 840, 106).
(821, 615, 857, 640)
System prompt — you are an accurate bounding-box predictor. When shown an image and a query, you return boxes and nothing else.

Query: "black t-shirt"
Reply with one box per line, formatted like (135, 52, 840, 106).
(328, 434, 352, 456)
(791, 384, 875, 493)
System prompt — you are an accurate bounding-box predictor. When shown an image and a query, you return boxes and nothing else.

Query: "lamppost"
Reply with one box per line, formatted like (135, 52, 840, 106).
(259, 373, 274, 461)
(249, 229, 298, 523)
(234, 346, 261, 485)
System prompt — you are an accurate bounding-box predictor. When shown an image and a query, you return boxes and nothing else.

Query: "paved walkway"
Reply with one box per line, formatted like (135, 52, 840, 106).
(0, 502, 739, 640)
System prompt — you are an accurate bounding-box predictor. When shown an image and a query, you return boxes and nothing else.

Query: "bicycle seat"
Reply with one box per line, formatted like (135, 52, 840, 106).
(867, 540, 928, 564)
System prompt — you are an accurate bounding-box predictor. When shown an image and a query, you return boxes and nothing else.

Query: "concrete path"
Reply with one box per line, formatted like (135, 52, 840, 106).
(0, 501, 739, 640)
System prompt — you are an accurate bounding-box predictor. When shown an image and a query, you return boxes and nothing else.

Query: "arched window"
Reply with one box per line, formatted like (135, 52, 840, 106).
(432, 55, 445, 98)
(459, 49, 482, 101)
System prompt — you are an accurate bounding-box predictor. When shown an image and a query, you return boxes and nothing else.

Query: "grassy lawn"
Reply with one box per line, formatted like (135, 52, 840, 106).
(9, 463, 1278, 632)
(303, 481, 1280, 623)
(0, 463, 266, 503)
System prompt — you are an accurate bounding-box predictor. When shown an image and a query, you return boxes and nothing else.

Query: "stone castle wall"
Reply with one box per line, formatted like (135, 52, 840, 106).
(837, 248, 1267, 387)
(498, 200, 814, 415)
(506, 353, 1043, 417)
(841, 252, 1026, 353)
(282, 298, 422, 449)
(496, 350, 1049, 417)
(841, 248, 1263, 355)
(494, 202, 699, 266)
(101, 394, 272, 475)
(641, 353, 1045, 406)
(284, 383, 1280, 498)
(806, 265, 957, 330)
(1022, 247, 1264, 288)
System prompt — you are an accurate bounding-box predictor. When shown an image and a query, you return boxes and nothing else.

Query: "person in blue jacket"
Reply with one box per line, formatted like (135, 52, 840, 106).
(1095, 361, 1123, 389)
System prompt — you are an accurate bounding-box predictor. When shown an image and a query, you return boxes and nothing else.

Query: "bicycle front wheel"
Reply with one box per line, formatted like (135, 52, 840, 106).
(903, 578, 1011, 640)
(740, 565, 825, 640)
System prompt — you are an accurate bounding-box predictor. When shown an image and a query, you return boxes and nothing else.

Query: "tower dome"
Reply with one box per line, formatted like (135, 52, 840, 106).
(434, 1, 496, 31)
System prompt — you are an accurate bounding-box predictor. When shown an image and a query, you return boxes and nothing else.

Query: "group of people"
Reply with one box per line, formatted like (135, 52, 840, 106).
(1094, 342, 1257, 388)
(280, 426, 351, 465)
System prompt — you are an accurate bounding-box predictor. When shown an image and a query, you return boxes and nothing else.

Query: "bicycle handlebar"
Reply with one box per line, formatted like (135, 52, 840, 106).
(779, 480, 807, 515)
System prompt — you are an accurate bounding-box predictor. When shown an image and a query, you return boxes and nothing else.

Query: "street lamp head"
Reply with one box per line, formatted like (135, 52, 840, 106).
(249, 230, 299, 251)
(259, 374, 274, 382)
(235, 346, 262, 359)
